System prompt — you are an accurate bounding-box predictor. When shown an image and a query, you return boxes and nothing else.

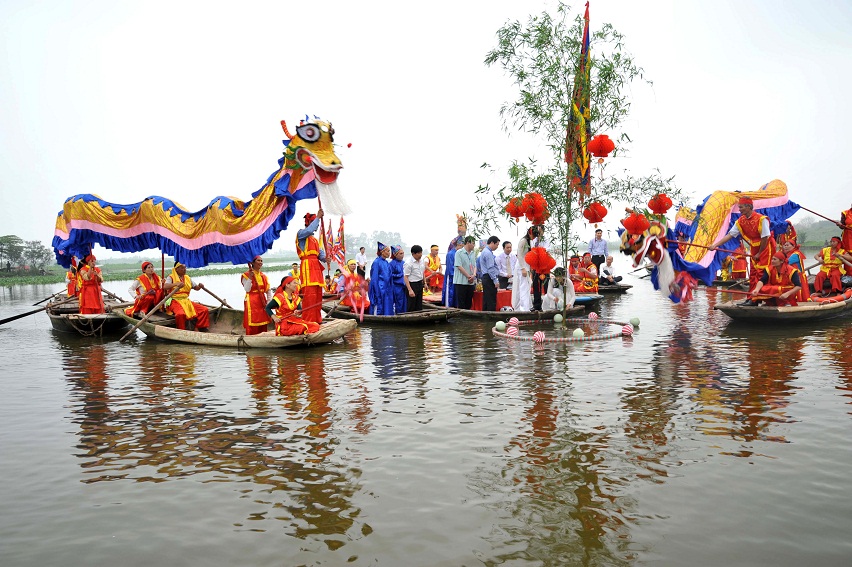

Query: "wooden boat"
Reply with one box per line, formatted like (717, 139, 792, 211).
(321, 302, 459, 325)
(46, 296, 133, 336)
(713, 289, 852, 322)
(114, 306, 356, 347)
(597, 283, 632, 294)
(710, 278, 748, 289)
(424, 302, 584, 321)
(574, 293, 604, 305)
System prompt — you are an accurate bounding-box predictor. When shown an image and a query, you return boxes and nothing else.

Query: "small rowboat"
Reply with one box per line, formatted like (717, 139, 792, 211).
(596, 283, 633, 294)
(114, 306, 356, 347)
(47, 296, 133, 336)
(424, 302, 584, 321)
(321, 302, 459, 325)
(713, 289, 852, 322)
(574, 293, 604, 306)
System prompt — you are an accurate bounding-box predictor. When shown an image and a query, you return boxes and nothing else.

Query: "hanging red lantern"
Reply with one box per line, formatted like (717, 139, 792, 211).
(504, 197, 524, 220)
(521, 192, 550, 225)
(621, 212, 651, 235)
(524, 247, 557, 275)
(582, 202, 608, 225)
(648, 193, 673, 215)
(587, 134, 615, 158)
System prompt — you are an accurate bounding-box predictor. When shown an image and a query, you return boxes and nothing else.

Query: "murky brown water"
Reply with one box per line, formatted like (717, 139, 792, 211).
(2, 271, 851, 566)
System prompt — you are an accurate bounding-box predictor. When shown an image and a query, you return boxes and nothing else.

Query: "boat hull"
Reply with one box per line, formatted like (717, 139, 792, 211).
(46, 297, 132, 336)
(713, 296, 852, 322)
(114, 307, 356, 347)
(596, 284, 633, 294)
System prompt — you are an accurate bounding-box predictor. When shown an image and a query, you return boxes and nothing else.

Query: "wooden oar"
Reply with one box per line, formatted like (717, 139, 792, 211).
(33, 290, 65, 306)
(0, 295, 77, 326)
(119, 287, 179, 343)
(798, 205, 851, 229)
(704, 287, 785, 299)
(102, 287, 127, 302)
(201, 287, 233, 309)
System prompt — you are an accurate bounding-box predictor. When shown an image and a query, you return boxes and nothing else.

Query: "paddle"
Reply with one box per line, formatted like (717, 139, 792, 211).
(0, 295, 77, 326)
(704, 287, 786, 299)
(102, 287, 127, 303)
(119, 287, 179, 343)
(33, 290, 65, 306)
(201, 286, 233, 309)
(798, 205, 852, 230)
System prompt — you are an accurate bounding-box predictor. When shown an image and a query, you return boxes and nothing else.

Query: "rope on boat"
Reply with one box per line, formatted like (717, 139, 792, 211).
(66, 315, 108, 337)
(492, 317, 633, 343)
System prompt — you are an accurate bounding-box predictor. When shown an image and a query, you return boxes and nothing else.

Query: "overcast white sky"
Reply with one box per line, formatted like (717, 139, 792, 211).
(2, 0, 850, 257)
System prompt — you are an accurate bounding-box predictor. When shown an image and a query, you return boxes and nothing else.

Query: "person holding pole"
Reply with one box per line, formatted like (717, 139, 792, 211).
(163, 262, 210, 331)
(711, 196, 774, 295)
(296, 210, 326, 325)
(838, 202, 852, 251)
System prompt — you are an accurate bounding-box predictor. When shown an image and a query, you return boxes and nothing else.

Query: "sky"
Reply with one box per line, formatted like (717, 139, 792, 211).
(2, 0, 851, 259)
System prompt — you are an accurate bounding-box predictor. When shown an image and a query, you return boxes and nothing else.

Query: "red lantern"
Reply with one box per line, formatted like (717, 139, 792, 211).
(587, 134, 615, 158)
(521, 192, 550, 225)
(524, 247, 557, 275)
(621, 212, 651, 235)
(582, 202, 608, 225)
(504, 197, 524, 220)
(648, 193, 673, 215)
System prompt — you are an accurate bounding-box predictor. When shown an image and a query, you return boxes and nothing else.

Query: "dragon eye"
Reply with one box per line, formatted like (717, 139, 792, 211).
(297, 124, 321, 143)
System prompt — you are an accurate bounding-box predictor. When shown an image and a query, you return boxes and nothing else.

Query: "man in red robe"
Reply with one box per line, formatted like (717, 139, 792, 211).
(265, 276, 320, 336)
(126, 261, 163, 317)
(78, 254, 105, 314)
(711, 196, 775, 293)
(241, 255, 272, 335)
(746, 251, 802, 306)
(838, 202, 852, 251)
(296, 210, 326, 325)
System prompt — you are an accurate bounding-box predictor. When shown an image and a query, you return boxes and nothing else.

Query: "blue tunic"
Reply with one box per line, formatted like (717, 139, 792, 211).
(368, 258, 395, 316)
(442, 248, 457, 307)
(390, 257, 407, 314)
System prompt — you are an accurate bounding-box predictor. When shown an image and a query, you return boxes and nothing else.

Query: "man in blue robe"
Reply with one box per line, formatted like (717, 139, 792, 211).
(390, 245, 408, 314)
(368, 242, 395, 315)
(442, 237, 462, 308)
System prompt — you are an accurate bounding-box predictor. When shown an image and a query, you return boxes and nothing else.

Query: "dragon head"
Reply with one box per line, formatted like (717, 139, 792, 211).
(281, 118, 350, 215)
(620, 221, 667, 268)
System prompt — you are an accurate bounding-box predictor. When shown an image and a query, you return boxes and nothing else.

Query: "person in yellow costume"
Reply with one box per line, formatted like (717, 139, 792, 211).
(164, 262, 210, 331)
(811, 236, 852, 297)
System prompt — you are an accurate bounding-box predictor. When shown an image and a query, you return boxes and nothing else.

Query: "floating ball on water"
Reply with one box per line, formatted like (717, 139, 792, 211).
(508, 317, 520, 326)
(553, 314, 564, 323)
(622, 324, 634, 336)
(573, 328, 585, 338)
(588, 312, 599, 320)
(533, 331, 545, 343)
(495, 321, 507, 332)
(506, 325, 518, 337)
(630, 317, 640, 327)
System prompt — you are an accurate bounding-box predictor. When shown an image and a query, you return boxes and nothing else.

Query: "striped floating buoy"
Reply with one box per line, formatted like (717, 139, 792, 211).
(506, 325, 519, 337)
(533, 330, 545, 343)
(588, 312, 599, 320)
(622, 323, 634, 336)
(508, 317, 520, 327)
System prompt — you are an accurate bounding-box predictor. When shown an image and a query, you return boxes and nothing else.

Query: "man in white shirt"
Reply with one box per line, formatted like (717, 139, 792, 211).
(598, 255, 622, 285)
(355, 247, 368, 278)
(403, 245, 427, 311)
(496, 241, 517, 290)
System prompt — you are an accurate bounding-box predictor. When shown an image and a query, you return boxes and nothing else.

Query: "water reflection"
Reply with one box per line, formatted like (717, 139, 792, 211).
(59, 339, 364, 543)
(823, 326, 852, 414)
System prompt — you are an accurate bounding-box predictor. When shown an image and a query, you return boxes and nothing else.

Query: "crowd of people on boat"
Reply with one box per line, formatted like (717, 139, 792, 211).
(709, 197, 852, 307)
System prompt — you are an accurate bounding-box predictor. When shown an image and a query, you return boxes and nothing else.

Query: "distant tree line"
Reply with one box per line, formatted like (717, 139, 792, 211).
(0, 235, 54, 273)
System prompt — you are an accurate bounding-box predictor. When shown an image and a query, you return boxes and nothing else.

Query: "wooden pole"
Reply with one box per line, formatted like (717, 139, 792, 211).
(0, 295, 77, 326)
(119, 287, 178, 342)
(798, 205, 850, 229)
(201, 287, 233, 309)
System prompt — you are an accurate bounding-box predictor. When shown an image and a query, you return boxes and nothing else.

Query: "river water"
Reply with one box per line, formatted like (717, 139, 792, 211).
(1, 267, 851, 566)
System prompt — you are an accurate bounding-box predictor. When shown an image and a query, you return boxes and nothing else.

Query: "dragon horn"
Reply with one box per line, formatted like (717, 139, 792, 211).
(280, 120, 293, 139)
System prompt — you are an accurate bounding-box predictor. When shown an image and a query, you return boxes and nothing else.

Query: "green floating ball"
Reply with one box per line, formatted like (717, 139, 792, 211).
(553, 314, 564, 323)
(629, 317, 640, 327)
(495, 321, 507, 332)
(572, 328, 585, 338)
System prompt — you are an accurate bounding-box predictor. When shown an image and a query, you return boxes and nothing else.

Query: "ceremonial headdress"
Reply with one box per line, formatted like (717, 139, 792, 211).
(141, 261, 153, 271)
(582, 252, 591, 258)
(430, 245, 439, 251)
(304, 212, 317, 226)
(391, 245, 401, 255)
(377, 242, 389, 255)
(831, 236, 842, 244)
(737, 196, 753, 206)
(174, 261, 185, 269)
(85, 254, 96, 263)
(456, 214, 468, 233)
(773, 251, 788, 263)
(570, 254, 580, 260)
(251, 255, 262, 263)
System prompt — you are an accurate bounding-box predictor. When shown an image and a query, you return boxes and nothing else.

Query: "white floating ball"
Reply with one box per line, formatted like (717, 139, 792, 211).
(506, 325, 518, 337)
(588, 312, 599, 320)
(533, 330, 545, 343)
(622, 323, 634, 336)
(553, 314, 564, 323)
(629, 317, 640, 327)
(572, 328, 585, 338)
(508, 317, 520, 327)
(495, 321, 506, 332)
